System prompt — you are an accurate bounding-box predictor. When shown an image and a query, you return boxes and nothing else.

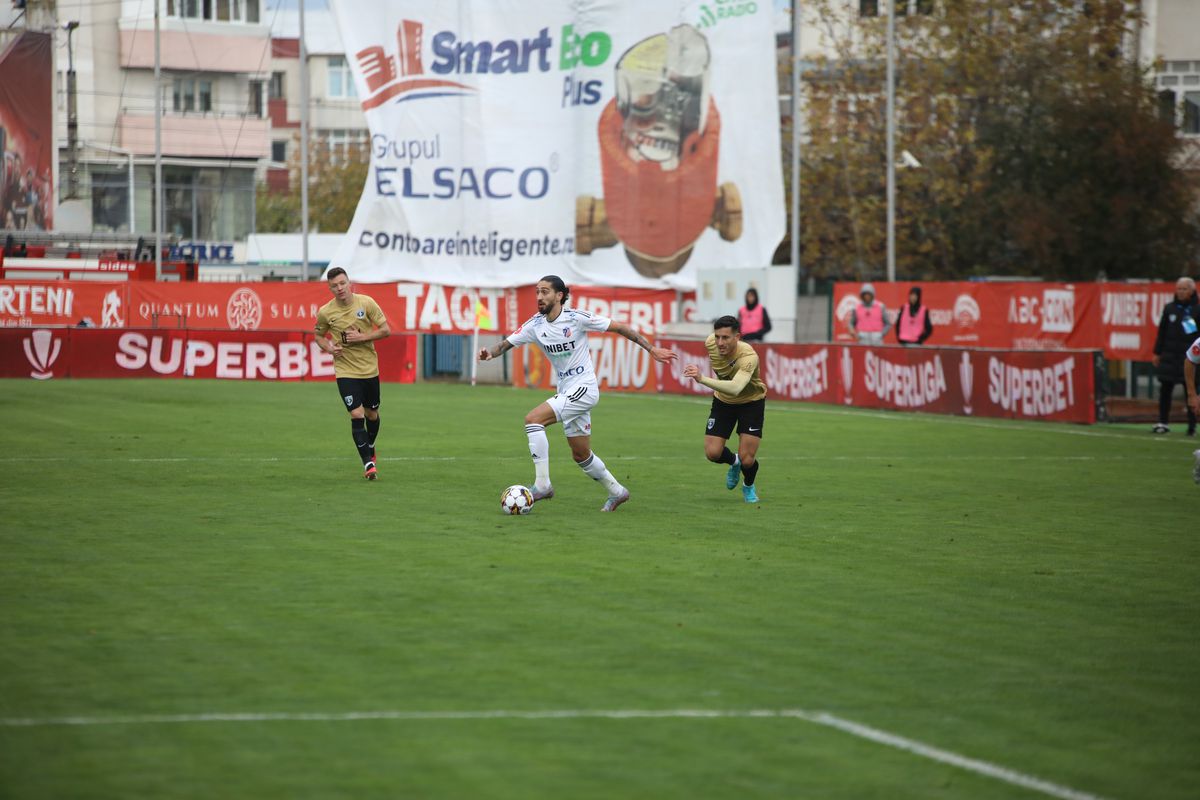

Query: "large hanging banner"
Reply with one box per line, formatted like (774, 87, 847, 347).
(328, 0, 784, 289)
(0, 32, 54, 232)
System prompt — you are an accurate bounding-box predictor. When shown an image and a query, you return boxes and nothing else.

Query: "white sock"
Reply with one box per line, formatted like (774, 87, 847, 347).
(525, 424, 550, 491)
(578, 451, 623, 495)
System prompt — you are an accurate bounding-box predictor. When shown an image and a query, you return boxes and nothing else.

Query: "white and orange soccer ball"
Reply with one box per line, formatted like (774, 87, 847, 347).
(501, 485, 534, 515)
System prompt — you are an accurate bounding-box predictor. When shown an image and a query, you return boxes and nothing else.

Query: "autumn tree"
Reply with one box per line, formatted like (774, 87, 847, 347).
(255, 136, 368, 234)
(796, 0, 1199, 281)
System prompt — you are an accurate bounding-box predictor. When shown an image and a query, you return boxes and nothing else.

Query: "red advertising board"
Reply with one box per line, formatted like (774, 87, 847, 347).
(0, 280, 127, 328)
(0, 327, 417, 383)
(833, 281, 1173, 361)
(657, 340, 1097, 424)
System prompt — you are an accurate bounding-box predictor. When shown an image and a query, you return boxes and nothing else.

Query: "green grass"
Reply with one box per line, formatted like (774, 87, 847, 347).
(0, 378, 1197, 799)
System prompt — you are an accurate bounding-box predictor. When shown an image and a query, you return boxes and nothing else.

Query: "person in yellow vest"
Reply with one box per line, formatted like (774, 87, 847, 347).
(847, 282, 890, 345)
(314, 268, 391, 480)
(894, 286, 934, 346)
(682, 315, 767, 504)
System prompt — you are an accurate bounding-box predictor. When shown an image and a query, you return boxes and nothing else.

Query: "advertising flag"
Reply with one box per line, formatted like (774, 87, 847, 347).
(329, 1, 785, 289)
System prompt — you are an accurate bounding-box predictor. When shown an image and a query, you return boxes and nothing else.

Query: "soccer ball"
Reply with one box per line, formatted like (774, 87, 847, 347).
(501, 485, 534, 515)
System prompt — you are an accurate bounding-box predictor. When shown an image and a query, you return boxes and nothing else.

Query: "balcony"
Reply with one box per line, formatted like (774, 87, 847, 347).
(120, 25, 270, 74)
(118, 113, 269, 159)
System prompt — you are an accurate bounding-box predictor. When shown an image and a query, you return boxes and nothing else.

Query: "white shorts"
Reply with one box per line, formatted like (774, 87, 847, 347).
(547, 384, 599, 438)
(857, 331, 885, 345)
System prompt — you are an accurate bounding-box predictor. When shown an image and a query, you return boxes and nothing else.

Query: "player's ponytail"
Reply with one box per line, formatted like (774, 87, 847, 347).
(540, 275, 570, 303)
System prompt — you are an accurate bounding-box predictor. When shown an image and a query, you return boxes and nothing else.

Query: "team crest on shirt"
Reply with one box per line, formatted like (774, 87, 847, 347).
(356, 309, 366, 318)
(562, 327, 572, 338)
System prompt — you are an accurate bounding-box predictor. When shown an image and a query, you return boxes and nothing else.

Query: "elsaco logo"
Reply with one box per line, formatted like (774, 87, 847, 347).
(355, 20, 611, 110)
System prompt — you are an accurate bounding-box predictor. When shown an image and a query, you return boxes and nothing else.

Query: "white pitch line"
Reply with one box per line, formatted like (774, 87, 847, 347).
(0, 707, 1109, 800)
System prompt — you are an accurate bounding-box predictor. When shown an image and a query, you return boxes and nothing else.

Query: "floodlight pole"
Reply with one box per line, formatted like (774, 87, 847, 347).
(790, 2, 801, 290)
(299, 0, 310, 281)
(154, 0, 162, 280)
(885, 0, 896, 283)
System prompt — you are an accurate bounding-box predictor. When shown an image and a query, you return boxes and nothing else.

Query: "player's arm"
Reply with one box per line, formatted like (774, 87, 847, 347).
(343, 320, 390, 343)
(684, 367, 753, 395)
(313, 314, 342, 354)
(607, 321, 677, 363)
(479, 338, 515, 361)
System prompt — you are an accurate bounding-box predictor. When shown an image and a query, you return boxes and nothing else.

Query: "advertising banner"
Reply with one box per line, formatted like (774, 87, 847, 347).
(0, 281, 128, 328)
(328, 0, 785, 289)
(833, 281, 1174, 361)
(656, 340, 1098, 424)
(0, 32, 54, 231)
(0, 328, 418, 383)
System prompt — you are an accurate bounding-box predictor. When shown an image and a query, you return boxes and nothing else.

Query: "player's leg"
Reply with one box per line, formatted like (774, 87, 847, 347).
(337, 378, 376, 479)
(561, 388, 626, 511)
(525, 400, 559, 499)
(364, 377, 381, 464)
(736, 400, 765, 503)
(703, 399, 740, 489)
(1154, 379, 1173, 433)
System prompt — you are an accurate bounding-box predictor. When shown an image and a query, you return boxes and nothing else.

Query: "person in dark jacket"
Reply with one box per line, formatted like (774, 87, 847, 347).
(894, 286, 934, 346)
(1151, 277, 1198, 435)
(738, 288, 772, 342)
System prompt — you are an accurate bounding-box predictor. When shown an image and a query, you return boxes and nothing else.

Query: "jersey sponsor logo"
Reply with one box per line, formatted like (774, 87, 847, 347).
(558, 365, 586, 379)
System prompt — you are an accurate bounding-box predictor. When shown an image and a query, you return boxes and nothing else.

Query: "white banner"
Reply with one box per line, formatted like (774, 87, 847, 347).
(329, 0, 784, 290)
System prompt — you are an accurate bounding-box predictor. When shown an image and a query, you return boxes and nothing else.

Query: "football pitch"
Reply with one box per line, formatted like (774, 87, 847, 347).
(0, 378, 1197, 799)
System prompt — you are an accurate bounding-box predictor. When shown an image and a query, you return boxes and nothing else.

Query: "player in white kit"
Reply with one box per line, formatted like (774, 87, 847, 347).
(1186, 336, 1200, 483)
(478, 276, 677, 511)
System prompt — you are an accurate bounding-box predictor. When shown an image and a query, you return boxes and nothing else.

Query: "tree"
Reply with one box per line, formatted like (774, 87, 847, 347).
(254, 136, 368, 234)
(796, 0, 1199, 281)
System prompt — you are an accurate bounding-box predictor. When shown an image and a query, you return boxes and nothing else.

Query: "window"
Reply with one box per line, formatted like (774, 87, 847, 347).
(323, 129, 367, 163)
(249, 79, 264, 117)
(327, 56, 357, 98)
(269, 71, 285, 100)
(1159, 90, 1176, 125)
(173, 77, 212, 113)
(915, 0, 935, 13)
(860, 0, 879, 16)
(168, 0, 259, 23)
(271, 141, 287, 163)
(91, 167, 130, 233)
(1184, 92, 1200, 135)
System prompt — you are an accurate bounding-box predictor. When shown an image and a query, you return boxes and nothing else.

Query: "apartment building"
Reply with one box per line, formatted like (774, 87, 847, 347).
(265, 6, 368, 194)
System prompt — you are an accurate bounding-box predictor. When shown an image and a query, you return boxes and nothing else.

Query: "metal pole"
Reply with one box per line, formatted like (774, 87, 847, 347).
(885, 0, 896, 282)
(65, 21, 79, 200)
(790, 2, 801, 291)
(154, 0, 162, 280)
(299, 0, 310, 281)
(128, 151, 135, 232)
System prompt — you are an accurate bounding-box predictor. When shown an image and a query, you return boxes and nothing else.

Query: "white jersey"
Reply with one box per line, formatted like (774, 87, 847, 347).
(1188, 336, 1200, 365)
(507, 307, 612, 394)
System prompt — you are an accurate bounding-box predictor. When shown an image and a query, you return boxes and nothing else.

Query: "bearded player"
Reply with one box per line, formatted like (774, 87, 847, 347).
(478, 275, 676, 511)
(683, 315, 766, 503)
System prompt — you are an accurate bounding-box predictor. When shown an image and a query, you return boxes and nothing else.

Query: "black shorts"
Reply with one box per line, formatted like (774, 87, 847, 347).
(336, 376, 381, 412)
(705, 397, 765, 440)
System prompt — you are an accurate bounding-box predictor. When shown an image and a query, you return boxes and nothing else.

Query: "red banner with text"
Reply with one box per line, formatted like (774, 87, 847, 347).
(655, 340, 1097, 424)
(0, 327, 417, 382)
(833, 281, 1174, 361)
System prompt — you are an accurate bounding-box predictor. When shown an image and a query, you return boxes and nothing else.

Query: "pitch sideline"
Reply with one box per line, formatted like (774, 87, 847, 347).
(0, 706, 1108, 800)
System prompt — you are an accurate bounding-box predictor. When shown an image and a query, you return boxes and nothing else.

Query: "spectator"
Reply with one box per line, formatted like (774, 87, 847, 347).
(1151, 277, 1198, 435)
(894, 286, 934, 346)
(738, 288, 772, 342)
(848, 282, 890, 345)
